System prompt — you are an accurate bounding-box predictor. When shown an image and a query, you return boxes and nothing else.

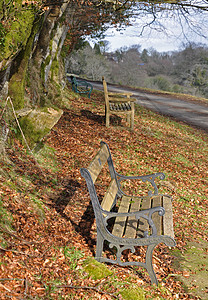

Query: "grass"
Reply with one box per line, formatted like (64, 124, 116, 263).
(171, 241, 208, 299)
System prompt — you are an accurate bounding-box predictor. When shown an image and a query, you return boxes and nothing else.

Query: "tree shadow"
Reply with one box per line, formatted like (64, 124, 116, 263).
(81, 109, 122, 126)
(49, 179, 96, 255)
(81, 109, 105, 124)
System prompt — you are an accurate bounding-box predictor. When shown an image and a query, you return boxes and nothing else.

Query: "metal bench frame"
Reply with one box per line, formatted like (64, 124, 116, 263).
(80, 141, 176, 285)
(69, 75, 93, 98)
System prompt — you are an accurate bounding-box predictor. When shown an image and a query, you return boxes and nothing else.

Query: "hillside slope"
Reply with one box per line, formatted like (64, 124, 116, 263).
(0, 87, 207, 299)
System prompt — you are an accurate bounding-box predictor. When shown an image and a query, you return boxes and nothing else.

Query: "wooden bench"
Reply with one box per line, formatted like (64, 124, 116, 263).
(102, 77, 136, 131)
(80, 141, 176, 285)
(68, 75, 93, 98)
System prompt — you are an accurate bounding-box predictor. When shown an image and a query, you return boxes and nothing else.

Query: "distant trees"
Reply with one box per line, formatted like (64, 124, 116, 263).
(67, 43, 111, 80)
(172, 43, 208, 96)
(67, 42, 208, 98)
(110, 46, 147, 86)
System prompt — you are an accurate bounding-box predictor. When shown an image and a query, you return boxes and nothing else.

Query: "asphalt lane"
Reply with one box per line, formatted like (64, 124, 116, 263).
(91, 81, 208, 133)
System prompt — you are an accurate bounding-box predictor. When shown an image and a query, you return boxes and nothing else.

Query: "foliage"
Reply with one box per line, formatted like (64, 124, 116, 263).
(68, 43, 111, 80)
(151, 75, 171, 91)
(67, 42, 208, 98)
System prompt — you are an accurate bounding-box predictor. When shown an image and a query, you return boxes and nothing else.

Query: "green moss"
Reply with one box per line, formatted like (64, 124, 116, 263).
(8, 76, 25, 109)
(83, 258, 113, 280)
(0, 23, 6, 56)
(41, 55, 51, 80)
(17, 116, 49, 148)
(51, 57, 59, 81)
(34, 144, 59, 172)
(15, 107, 62, 148)
(49, 39, 53, 52)
(0, 6, 36, 62)
(8, 15, 41, 109)
(120, 286, 145, 300)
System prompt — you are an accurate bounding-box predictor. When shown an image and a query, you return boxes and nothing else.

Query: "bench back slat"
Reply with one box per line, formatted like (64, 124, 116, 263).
(87, 143, 109, 184)
(101, 178, 118, 212)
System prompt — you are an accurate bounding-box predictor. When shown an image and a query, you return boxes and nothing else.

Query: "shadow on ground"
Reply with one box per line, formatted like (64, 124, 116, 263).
(49, 179, 96, 255)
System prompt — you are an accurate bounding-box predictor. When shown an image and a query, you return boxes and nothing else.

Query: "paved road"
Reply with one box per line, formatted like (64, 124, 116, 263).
(91, 81, 208, 133)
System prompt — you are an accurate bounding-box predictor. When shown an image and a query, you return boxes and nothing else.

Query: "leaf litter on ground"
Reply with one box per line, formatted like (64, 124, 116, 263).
(0, 88, 207, 299)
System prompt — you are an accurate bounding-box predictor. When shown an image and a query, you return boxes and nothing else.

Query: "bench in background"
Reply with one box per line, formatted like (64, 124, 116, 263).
(102, 77, 136, 131)
(67, 75, 93, 98)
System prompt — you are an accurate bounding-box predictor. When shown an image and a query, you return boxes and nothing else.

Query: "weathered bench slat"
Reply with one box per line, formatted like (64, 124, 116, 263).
(124, 196, 142, 238)
(163, 195, 174, 239)
(137, 196, 152, 237)
(101, 179, 118, 212)
(152, 195, 162, 235)
(88, 144, 109, 183)
(112, 195, 130, 238)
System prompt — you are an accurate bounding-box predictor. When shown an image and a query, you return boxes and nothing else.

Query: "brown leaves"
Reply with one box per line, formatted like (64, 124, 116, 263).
(0, 90, 208, 299)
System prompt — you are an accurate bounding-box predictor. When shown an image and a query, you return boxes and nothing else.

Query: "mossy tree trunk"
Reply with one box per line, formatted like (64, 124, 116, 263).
(0, 3, 72, 150)
(1, 3, 71, 110)
(25, 4, 70, 107)
(8, 16, 40, 110)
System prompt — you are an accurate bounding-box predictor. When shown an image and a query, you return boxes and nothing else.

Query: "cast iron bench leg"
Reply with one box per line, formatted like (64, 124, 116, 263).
(146, 243, 158, 285)
(95, 230, 104, 262)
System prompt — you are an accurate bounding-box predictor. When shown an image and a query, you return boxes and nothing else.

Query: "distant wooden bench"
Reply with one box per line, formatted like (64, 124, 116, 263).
(80, 141, 176, 285)
(102, 77, 136, 131)
(68, 75, 93, 98)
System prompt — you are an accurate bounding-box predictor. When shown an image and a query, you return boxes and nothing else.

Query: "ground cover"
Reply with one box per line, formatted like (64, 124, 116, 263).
(0, 87, 207, 299)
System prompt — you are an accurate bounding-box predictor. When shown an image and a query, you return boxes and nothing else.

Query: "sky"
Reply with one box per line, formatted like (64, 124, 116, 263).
(89, 7, 208, 53)
(103, 24, 208, 53)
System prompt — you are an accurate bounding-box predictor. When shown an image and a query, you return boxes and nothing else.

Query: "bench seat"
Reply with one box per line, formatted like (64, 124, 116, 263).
(102, 191, 174, 240)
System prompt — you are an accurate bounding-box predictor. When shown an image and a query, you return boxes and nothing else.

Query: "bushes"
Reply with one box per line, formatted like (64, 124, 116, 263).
(152, 75, 171, 91)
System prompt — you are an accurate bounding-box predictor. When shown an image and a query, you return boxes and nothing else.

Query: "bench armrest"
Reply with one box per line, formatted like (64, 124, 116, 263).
(117, 172, 165, 196)
(103, 206, 165, 237)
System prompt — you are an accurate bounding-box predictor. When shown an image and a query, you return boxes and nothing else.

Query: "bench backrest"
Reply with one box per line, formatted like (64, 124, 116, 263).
(70, 76, 77, 91)
(102, 77, 110, 110)
(80, 142, 119, 226)
(87, 142, 109, 183)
